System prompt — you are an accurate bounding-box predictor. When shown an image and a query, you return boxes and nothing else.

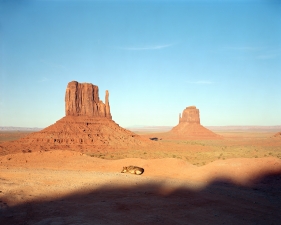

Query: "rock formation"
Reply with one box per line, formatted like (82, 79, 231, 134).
(179, 106, 200, 124)
(65, 81, 111, 119)
(169, 106, 221, 139)
(0, 81, 149, 155)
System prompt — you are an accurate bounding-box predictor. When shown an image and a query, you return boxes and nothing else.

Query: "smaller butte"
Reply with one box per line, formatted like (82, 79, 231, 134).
(168, 106, 221, 139)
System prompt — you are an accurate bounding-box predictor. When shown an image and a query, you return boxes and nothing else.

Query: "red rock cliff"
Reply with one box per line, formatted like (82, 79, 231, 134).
(179, 106, 200, 124)
(65, 81, 112, 119)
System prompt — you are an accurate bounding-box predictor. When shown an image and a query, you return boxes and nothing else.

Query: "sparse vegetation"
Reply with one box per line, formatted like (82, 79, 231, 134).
(0, 131, 34, 142)
(1, 130, 281, 167)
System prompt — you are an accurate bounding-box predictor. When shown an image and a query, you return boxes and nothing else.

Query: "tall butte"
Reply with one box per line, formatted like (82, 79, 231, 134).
(65, 81, 112, 118)
(0, 81, 148, 155)
(169, 106, 221, 139)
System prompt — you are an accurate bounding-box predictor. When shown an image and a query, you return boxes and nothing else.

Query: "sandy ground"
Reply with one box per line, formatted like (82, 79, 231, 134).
(0, 150, 281, 225)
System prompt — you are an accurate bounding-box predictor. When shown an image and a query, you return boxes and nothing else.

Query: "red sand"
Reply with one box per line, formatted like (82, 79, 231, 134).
(1, 150, 281, 225)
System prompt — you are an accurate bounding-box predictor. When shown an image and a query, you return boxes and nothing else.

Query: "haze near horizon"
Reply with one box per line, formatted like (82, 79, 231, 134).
(0, 0, 280, 128)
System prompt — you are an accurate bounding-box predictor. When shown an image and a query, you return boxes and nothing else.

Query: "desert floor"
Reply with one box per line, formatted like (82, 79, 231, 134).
(1, 130, 281, 225)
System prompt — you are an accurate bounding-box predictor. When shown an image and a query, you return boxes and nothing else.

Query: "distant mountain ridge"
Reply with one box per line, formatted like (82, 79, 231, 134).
(206, 126, 281, 132)
(0, 127, 42, 131)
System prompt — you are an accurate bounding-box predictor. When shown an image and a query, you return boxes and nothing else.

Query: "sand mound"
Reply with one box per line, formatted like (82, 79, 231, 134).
(1, 150, 280, 185)
(196, 157, 281, 185)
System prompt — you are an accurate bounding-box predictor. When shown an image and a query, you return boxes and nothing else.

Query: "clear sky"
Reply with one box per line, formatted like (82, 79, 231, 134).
(0, 0, 281, 128)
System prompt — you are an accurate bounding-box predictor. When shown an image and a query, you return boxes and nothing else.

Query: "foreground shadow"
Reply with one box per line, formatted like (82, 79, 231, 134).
(1, 172, 281, 225)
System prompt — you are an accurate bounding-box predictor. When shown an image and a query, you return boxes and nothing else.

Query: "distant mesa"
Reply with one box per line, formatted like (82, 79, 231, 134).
(169, 106, 221, 139)
(0, 81, 149, 155)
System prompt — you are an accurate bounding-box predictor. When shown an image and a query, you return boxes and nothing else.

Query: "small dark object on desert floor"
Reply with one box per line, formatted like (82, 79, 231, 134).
(121, 166, 144, 175)
(150, 137, 158, 141)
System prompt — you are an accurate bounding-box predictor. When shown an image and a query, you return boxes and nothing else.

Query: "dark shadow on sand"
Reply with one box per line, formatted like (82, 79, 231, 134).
(1, 172, 281, 225)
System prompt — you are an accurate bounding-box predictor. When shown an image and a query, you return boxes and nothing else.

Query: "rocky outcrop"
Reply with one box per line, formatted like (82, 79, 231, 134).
(170, 106, 221, 139)
(0, 81, 150, 156)
(65, 81, 112, 119)
(105, 90, 111, 119)
(179, 106, 200, 124)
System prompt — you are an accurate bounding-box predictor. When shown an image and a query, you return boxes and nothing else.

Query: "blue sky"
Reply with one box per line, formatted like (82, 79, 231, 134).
(0, 0, 281, 128)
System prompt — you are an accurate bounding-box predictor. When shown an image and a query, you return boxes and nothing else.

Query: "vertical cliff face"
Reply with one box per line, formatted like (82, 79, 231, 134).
(179, 106, 200, 124)
(65, 81, 112, 119)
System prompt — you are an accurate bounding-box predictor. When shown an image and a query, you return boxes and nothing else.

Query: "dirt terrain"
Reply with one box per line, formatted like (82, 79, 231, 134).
(0, 131, 281, 225)
(0, 131, 36, 143)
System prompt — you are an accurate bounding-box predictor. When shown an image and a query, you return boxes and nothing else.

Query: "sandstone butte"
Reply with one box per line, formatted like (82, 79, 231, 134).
(0, 81, 149, 156)
(168, 106, 221, 139)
